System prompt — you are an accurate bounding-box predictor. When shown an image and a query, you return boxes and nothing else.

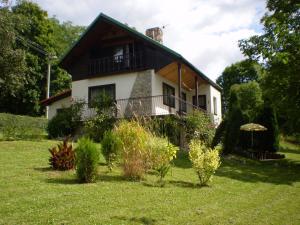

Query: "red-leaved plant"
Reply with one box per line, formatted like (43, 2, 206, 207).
(49, 138, 75, 170)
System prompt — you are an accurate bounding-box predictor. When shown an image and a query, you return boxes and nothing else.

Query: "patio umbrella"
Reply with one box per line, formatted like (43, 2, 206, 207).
(240, 123, 267, 148)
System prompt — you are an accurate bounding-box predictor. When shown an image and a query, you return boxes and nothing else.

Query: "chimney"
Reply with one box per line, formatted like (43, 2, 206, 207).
(145, 27, 163, 44)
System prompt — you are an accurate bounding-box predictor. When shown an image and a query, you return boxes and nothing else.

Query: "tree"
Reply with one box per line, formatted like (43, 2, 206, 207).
(255, 103, 279, 152)
(239, 0, 300, 133)
(230, 81, 263, 121)
(0, 4, 26, 111)
(216, 59, 261, 113)
(0, 0, 84, 115)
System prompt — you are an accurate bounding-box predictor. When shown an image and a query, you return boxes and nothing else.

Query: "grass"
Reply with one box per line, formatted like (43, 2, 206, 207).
(0, 140, 299, 225)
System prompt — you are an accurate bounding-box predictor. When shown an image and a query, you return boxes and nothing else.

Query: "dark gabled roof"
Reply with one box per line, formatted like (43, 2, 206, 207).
(59, 13, 222, 91)
(40, 89, 71, 106)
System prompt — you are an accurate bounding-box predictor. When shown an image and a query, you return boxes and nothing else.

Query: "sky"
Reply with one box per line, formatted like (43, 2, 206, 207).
(33, 0, 266, 82)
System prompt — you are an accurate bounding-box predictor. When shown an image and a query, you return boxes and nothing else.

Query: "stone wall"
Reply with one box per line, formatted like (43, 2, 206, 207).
(124, 70, 152, 117)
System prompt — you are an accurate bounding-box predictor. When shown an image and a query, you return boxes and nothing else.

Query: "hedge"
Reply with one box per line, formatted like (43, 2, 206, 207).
(0, 113, 47, 140)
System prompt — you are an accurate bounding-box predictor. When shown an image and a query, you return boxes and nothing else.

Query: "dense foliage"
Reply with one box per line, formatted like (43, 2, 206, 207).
(216, 59, 261, 113)
(0, 1, 84, 115)
(147, 136, 178, 183)
(84, 94, 117, 142)
(230, 81, 263, 121)
(239, 0, 300, 133)
(184, 110, 215, 146)
(49, 138, 75, 170)
(75, 137, 99, 183)
(101, 130, 122, 171)
(0, 113, 47, 140)
(189, 139, 221, 186)
(114, 120, 150, 180)
(47, 100, 84, 138)
(255, 103, 280, 152)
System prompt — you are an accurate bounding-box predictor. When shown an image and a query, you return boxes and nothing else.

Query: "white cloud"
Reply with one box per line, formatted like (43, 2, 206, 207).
(33, 0, 265, 81)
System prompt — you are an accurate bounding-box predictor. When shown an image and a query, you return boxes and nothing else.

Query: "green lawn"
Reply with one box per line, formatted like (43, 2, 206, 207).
(0, 140, 299, 225)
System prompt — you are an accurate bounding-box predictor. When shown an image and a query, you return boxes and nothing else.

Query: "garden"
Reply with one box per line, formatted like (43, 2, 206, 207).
(0, 106, 300, 224)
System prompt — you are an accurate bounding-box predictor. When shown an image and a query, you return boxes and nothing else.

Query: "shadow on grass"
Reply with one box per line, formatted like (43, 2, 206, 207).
(169, 180, 199, 189)
(215, 156, 300, 185)
(33, 167, 53, 172)
(98, 174, 125, 182)
(45, 177, 78, 185)
(112, 215, 157, 225)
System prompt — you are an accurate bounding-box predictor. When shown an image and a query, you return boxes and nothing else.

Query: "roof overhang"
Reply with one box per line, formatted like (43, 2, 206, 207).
(40, 89, 71, 106)
(59, 13, 222, 92)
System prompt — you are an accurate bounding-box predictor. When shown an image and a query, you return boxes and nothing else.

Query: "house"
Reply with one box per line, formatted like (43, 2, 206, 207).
(41, 13, 222, 125)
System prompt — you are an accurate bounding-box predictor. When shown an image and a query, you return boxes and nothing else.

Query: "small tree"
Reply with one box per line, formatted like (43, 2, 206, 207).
(75, 137, 99, 183)
(256, 104, 279, 152)
(101, 130, 122, 171)
(147, 136, 178, 184)
(223, 103, 245, 154)
(189, 139, 221, 186)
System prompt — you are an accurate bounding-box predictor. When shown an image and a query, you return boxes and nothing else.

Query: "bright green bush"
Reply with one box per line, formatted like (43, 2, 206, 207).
(75, 137, 99, 183)
(49, 138, 75, 170)
(147, 136, 178, 183)
(0, 113, 47, 140)
(189, 139, 221, 186)
(101, 130, 122, 171)
(114, 120, 150, 180)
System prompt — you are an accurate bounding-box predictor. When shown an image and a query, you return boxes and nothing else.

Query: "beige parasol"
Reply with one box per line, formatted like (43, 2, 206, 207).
(240, 123, 267, 148)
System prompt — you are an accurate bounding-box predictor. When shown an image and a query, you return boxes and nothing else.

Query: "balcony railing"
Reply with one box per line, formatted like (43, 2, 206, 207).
(82, 95, 206, 119)
(89, 52, 145, 75)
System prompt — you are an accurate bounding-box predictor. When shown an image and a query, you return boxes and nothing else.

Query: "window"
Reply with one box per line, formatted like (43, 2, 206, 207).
(181, 92, 187, 112)
(192, 95, 207, 110)
(213, 97, 217, 115)
(163, 83, 175, 107)
(88, 84, 116, 108)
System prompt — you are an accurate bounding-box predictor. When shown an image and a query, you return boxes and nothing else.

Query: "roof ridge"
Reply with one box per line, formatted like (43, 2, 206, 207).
(59, 13, 222, 91)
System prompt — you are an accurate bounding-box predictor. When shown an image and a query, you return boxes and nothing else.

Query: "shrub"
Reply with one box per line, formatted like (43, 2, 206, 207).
(49, 138, 75, 170)
(223, 104, 245, 154)
(75, 137, 99, 183)
(141, 115, 181, 145)
(147, 136, 178, 183)
(255, 104, 279, 152)
(211, 119, 227, 148)
(84, 114, 116, 142)
(0, 113, 47, 140)
(47, 101, 84, 138)
(185, 110, 215, 146)
(189, 139, 221, 186)
(114, 120, 150, 180)
(101, 130, 122, 171)
(84, 93, 117, 142)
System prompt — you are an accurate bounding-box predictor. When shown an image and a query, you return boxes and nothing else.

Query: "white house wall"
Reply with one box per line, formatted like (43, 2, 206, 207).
(209, 85, 222, 125)
(48, 96, 71, 120)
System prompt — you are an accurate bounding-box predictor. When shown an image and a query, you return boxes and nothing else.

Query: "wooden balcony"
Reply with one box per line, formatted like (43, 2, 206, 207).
(88, 52, 146, 75)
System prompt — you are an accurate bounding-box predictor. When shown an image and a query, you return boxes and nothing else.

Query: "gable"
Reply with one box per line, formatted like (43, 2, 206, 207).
(59, 13, 222, 91)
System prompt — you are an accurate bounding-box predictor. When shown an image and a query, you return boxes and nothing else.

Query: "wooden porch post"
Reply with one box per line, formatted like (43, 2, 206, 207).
(195, 76, 199, 108)
(178, 62, 182, 115)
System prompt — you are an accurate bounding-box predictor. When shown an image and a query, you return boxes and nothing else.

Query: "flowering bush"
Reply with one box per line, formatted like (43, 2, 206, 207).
(189, 139, 221, 186)
(148, 137, 178, 183)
